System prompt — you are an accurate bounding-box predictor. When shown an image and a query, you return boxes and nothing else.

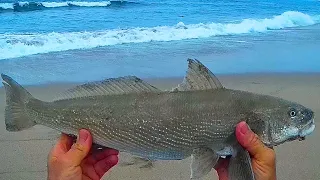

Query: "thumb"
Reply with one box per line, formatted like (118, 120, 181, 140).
(235, 121, 269, 158)
(65, 129, 92, 165)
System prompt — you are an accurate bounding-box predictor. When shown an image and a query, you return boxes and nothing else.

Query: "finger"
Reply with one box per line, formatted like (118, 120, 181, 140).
(50, 133, 73, 156)
(214, 157, 229, 170)
(82, 175, 94, 180)
(65, 129, 92, 165)
(82, 165, 100, 180)
(214, 158, 229, 180)
(235, 121, 271, 158)
(86, 148, 119, 164)
(94, 155, 119, 178)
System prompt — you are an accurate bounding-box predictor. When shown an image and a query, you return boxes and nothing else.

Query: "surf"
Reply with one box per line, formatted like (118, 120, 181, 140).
(0, 11, 319, 60)
(0, 1, 133, 12)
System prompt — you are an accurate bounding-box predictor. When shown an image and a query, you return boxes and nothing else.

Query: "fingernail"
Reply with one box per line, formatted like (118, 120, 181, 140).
(240, 122, 250, 135)
(78, 129, 89, 144)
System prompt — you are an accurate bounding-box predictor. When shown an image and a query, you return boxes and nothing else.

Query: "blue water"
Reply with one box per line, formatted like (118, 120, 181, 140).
(0, 0, 320, 85)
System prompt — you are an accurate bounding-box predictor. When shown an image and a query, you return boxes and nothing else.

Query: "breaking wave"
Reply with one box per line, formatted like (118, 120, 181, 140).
(1, 11, 319, 60)
(0, 1, 130, 12)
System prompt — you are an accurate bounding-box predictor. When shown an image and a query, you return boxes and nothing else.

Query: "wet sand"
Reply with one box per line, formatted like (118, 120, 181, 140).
(0, 73, 319, 180)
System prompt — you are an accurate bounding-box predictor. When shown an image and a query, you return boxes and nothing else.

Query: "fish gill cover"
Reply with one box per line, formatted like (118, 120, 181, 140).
(0, 1, 132, 12)
(0, 11, 319, 60)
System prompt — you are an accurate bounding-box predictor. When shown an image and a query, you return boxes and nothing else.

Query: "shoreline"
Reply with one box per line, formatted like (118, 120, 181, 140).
(0, 72, 319, 180)
(1, 71, 320, 89)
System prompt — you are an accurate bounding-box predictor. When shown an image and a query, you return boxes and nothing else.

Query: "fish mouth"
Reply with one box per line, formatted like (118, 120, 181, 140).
(297, 119, 315, 141)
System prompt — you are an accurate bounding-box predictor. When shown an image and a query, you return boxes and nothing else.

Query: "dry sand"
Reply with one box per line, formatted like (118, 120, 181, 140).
(0, 73, 319, 180)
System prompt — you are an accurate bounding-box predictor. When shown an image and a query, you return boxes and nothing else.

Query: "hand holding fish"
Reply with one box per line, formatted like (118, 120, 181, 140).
(214, 121, 276, 180)
(47, 129, 119, 180)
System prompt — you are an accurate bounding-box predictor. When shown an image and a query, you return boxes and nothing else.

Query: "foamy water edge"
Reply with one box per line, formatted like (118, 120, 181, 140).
(0, 11, 319, 60)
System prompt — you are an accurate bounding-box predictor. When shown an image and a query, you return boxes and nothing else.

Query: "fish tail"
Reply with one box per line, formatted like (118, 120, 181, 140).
(1, 74, 36, 131)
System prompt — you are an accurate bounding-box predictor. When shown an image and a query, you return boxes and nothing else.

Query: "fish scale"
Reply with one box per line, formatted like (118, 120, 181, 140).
(2, 59, 315, 180)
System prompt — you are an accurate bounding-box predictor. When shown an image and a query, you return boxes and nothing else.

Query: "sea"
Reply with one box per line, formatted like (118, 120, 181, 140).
(0, 0, 320, 85)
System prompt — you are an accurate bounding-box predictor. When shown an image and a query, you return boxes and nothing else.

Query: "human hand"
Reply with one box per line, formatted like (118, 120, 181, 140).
(214, 121, 276, 180)
(47, 129, 119, 180)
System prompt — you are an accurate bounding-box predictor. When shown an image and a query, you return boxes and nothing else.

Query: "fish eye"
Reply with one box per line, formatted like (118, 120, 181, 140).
(289, 109, 297, 117)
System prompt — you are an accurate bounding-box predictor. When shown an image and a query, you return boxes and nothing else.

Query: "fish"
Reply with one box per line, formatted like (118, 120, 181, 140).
(2, 59, 315, 180)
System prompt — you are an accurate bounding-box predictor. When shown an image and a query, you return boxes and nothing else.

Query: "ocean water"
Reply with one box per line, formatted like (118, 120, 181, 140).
(0, 0, 320, 85)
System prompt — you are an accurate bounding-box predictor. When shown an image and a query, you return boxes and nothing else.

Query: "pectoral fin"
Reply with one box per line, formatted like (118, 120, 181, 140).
(228, 145, 255, 180)
(190, 148, 219, 179)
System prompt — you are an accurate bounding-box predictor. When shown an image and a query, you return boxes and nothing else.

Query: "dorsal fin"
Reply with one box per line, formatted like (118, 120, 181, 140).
(53, 76, 161, 101)
(173, 59, 224, 91)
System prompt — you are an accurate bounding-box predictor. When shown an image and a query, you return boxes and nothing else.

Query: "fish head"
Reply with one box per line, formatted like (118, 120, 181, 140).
(266, 102, 315, 146)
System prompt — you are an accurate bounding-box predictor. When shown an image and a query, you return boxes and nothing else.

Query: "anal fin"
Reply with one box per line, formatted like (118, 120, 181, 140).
(119, 156, 155, 169)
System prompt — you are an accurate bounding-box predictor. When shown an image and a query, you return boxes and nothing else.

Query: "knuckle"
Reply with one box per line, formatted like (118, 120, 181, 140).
(246, 133, 265, 154)
(72, 142, 85, 152)
(48, 156, 59, 165)
(60, 157, 72, 164)
(251, 134, 260, 143)
(48, 156, 72, 166)
(247, 133, 260, 147)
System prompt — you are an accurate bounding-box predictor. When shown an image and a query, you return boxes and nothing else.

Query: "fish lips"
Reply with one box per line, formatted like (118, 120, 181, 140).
(297, 119, 315, 141)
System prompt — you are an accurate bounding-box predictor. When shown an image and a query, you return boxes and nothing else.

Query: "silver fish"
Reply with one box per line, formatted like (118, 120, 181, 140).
(2, 59, 315, 180)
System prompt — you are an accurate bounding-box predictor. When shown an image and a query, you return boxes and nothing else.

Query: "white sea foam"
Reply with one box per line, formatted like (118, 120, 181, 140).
(0, 3, 13, 9)
(43, 1, 111, 7)
(0, 1, 111, 9)
(0, 11, 319, 60)
(40, 2, 69, 8)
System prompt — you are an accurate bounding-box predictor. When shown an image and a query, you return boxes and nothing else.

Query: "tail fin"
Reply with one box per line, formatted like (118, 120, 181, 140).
(1, 74, 36, 131)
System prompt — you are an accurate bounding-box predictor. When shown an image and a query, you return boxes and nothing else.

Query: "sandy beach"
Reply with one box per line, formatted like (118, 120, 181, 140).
(0, 73, 319, 180)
